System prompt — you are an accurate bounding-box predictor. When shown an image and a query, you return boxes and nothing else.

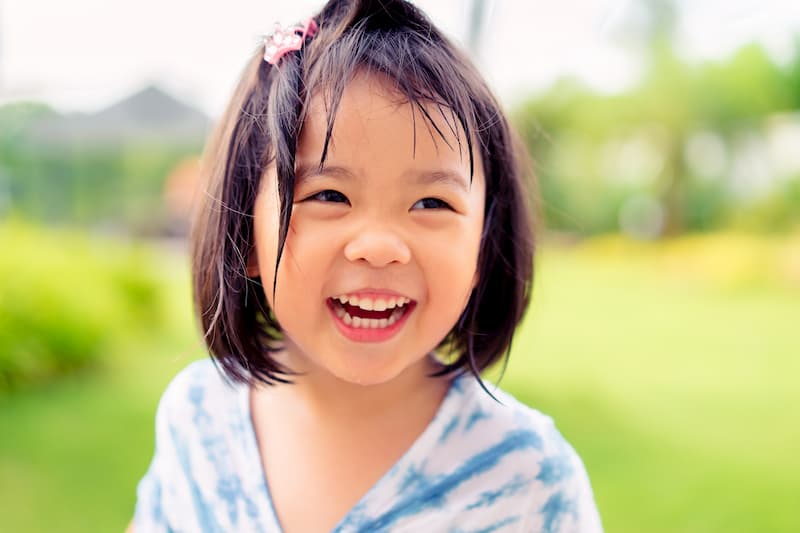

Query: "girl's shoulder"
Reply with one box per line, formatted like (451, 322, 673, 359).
(419, 375, 603, 531)
(136, 360, 277, 532)
(445, 375, 581, 460)
(152, 358, 246, 437)
(158, 357, 237, 401)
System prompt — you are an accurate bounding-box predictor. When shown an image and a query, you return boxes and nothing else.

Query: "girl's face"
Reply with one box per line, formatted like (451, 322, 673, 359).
(251, 72, 485, 387)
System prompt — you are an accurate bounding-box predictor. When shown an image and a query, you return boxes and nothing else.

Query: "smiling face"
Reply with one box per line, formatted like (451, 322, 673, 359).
(250, 72, 485, 387)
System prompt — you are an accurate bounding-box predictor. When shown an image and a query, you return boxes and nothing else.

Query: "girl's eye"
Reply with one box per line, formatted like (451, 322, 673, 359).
(306, 190, 349, 204)
(412, 197, 452, 210)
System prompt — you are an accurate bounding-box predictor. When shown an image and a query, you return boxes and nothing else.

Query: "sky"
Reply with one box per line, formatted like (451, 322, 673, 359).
(1, 0, 799, 117)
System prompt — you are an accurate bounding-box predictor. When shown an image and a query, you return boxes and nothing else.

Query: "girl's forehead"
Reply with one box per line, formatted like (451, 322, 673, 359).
(298, 72, 475, 172)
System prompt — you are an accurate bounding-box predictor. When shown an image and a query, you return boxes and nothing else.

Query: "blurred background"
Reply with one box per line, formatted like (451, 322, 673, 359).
(1, 0, 798, 531)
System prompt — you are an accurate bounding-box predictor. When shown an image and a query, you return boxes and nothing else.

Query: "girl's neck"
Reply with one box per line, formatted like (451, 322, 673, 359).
(262, 349, 450, 424)
(248, 350, 454, 533)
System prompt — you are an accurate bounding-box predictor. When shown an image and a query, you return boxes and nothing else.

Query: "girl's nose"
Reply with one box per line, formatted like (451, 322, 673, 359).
(343, 227, 412, 267)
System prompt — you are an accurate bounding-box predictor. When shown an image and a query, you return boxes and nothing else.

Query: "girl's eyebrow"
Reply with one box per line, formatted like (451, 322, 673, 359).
(295, 163, 469, 193)
(295, 162, 352, 182)
(414, 170, 470, 193)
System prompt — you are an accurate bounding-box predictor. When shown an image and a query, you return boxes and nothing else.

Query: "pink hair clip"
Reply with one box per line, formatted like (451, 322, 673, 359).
(263, 18, 319, 65)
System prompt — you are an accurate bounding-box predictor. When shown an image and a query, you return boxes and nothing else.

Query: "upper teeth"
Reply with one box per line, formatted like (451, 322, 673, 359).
(333, 295, 410, 311)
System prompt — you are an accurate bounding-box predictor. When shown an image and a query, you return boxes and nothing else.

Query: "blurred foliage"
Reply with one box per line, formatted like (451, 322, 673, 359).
(0, 138, 198, 232)
(513, 36, 800, 237)
(729, 177, 800, 232)
(0, 99, 202, 234)
(572, 231, 800, 290)
(2, 32, 799, 239)
(0, 220, 175, 393)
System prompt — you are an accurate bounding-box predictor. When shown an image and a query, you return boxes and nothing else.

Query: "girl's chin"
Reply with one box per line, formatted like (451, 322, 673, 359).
(327, 360, 412, 388)
(279, 336, 442, 388)
(326, 351, 444, 389)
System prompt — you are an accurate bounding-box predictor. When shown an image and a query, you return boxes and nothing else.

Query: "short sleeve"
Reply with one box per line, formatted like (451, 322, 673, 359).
(133, 378, 179, 532)
(134, 458, 169, 531)
(520, 422, 604, 532)
(132, 360, 252, 532)
(132, 363, 205, 532)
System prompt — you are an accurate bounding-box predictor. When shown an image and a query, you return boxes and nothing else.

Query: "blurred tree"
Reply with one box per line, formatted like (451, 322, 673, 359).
(0, 87, 206, 233)
(513, 0, 800, 236)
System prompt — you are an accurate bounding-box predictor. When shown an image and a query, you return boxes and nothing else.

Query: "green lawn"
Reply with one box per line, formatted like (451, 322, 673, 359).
(1, 234, 797, 532)
(501, 240, 800, 532)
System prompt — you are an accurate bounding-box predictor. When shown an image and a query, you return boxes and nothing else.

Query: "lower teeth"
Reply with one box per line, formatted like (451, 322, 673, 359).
(338, 306, 405, 329)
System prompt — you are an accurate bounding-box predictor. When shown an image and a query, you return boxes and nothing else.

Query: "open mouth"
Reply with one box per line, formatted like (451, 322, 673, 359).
(327, 295, 415, 330)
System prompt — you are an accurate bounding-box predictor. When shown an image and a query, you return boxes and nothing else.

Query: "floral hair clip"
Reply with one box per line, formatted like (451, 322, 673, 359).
(263, 18, 319, 65)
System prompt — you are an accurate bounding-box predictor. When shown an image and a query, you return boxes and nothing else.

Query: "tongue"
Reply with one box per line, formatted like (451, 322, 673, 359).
(342, 302, 394, 319)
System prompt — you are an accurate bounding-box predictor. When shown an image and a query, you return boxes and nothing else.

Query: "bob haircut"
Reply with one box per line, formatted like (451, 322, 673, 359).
(191, 0, 536, 387)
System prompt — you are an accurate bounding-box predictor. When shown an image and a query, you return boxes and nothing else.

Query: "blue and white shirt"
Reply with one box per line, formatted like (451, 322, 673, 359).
(134, 359, 603, 532)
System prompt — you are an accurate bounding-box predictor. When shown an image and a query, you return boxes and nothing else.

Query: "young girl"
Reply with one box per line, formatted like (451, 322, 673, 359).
(132, 0, 603, 531)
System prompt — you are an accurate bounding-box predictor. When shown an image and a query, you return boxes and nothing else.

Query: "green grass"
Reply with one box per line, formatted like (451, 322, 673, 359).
(0, 243, 202, 532)
(498, 239, 800, 532)
(1, 233, 798, 532)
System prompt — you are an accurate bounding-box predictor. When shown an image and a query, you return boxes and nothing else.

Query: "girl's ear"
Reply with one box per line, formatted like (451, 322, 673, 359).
(246, 252, 260, 278)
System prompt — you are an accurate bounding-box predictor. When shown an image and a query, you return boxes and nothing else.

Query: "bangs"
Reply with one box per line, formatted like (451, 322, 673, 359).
(302, 24, 478, 181)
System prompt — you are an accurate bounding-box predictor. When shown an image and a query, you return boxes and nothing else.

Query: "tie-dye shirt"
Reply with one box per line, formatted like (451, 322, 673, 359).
(134, 359, 603, 532)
